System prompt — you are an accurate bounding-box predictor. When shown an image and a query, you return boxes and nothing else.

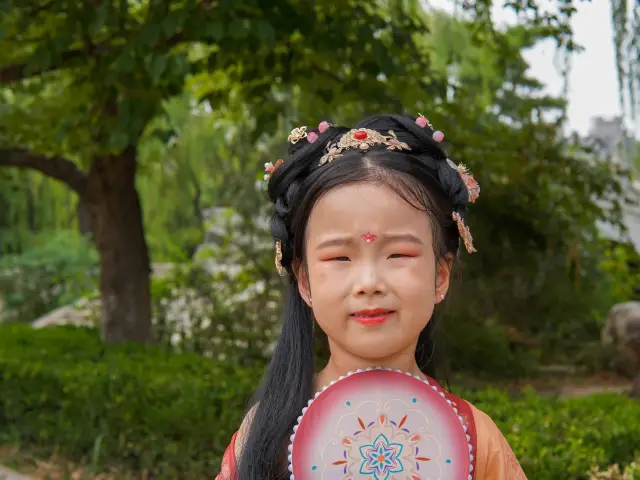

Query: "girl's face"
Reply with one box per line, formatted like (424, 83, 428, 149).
(300, 182, 452, 368)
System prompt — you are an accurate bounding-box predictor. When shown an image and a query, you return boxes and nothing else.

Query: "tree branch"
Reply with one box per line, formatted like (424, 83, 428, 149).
(0, 148, 88, 196)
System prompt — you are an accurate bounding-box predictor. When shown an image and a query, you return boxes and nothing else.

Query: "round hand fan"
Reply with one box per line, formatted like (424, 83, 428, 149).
(288, 368, 473, 480)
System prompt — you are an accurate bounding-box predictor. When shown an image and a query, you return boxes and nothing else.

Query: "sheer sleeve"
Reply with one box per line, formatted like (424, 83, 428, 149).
(469, 404, 528, 479)
(215, 432, 238, 480)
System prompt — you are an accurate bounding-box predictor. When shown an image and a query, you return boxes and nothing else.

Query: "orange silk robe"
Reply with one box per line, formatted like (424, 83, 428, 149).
(216, 395, 527, 479)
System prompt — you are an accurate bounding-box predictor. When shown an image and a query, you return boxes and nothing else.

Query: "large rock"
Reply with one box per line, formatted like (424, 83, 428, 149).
(602, 301, 640, 397)
(31, 298, 99, 329)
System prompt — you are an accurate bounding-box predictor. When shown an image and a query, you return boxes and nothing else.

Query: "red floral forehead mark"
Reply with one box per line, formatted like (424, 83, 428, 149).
(361, 232, 377, 243)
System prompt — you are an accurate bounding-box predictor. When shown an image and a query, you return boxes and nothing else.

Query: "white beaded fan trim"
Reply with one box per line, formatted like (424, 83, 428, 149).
(287, 366, 475, 480)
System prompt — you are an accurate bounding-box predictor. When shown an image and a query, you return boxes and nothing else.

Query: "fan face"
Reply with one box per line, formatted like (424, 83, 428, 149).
(289, 369, 471, 480)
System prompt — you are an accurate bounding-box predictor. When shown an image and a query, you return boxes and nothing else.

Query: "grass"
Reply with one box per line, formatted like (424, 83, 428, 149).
(0, 445, 141, 480)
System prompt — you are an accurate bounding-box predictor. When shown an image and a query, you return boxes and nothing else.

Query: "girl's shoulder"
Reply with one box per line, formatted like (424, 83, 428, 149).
(215, 431, 238, 480)
(429, 379, 527, 479)
(214, 405, 257, 480)
(468, 401, 528, 479)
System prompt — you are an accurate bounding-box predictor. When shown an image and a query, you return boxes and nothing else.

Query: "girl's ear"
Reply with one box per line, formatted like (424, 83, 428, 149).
(294, 260, 312, 307)
(435, 253, 454, 303)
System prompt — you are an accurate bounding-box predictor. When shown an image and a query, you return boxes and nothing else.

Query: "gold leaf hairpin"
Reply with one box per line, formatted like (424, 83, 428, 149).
(288, 126, 308, 144)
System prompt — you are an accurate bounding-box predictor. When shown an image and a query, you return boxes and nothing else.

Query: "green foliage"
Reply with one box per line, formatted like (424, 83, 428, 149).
(1, 326, 639, 479)
(421, 19, 632, 368)
(0, 168, 77, 254)
(0, 230, 97, 322)
(466, 387, 640, 479)
(0, 0, 437, 154)
(0, 324, 258, 477)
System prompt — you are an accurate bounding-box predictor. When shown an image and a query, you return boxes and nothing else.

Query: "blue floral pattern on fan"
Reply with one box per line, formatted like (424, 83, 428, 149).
(359, 433, 404, 480)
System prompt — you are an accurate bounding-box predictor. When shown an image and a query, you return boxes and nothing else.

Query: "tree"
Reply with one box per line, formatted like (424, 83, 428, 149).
(136, 10, 630, 375)
(610, 0, 639, 126)
(0, 0, 441, 343)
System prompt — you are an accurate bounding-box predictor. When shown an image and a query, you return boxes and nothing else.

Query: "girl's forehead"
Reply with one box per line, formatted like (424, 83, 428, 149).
(307, 183, 432, 238)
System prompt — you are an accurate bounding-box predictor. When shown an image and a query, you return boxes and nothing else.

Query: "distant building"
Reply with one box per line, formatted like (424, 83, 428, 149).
(591, 117, 640, 251)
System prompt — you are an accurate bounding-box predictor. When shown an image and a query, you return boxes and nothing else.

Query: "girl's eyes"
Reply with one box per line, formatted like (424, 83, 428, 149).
(326, 254, 414, 261)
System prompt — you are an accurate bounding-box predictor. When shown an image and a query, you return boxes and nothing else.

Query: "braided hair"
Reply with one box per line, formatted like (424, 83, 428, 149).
(237, 114, 477, 480)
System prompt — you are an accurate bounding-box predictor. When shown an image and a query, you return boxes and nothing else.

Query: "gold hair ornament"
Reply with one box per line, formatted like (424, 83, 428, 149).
(274, 241, 284, 276)
(288, 126, 308, 144)
(319, 128, 410, 165)
(452, 211, 476, 253)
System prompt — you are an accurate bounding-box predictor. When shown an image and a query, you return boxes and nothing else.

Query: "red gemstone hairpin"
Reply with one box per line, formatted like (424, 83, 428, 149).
(319, 128, 409, 165)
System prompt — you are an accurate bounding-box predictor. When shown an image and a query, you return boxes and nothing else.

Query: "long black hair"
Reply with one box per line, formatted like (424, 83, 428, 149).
(236, 114, 471, 479)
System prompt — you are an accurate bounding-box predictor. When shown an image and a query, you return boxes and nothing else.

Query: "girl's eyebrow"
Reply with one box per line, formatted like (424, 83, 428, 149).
(381, 233, 423, 245)
(316, 233, 423, 249)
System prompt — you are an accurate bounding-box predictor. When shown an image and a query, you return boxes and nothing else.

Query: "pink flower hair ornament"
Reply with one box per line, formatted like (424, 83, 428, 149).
(446, 159, 480, 204)
(264, 159, 284, 181)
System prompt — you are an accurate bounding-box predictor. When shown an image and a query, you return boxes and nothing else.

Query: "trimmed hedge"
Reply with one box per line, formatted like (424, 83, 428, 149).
(0, 324, 258, 477)
(467, 388, 640, 479)
(1, 325, 639, 479)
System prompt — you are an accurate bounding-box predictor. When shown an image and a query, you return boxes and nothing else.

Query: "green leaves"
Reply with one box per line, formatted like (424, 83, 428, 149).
(148, 54, 168, 84)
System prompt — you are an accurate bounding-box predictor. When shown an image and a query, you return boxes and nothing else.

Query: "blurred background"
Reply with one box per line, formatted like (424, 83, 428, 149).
(1, 0, 640, 478)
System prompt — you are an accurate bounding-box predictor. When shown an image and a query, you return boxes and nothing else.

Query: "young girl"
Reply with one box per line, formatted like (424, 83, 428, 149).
(216, 114, 527, 479)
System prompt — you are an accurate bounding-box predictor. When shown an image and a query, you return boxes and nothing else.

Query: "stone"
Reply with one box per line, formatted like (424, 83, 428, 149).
(602, 301, 640, 397)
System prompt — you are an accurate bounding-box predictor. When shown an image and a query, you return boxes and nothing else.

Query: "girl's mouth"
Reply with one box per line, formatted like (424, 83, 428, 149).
(350, 308, 395, 326)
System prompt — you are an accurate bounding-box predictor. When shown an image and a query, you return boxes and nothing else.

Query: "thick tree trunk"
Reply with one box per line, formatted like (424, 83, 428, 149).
(76, 198, 92, 237)
(632, 372, 640, 399)
(87, 148, 152, 344)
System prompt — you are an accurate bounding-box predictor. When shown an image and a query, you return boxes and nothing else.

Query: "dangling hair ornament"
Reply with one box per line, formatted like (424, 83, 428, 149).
(274, 241, 284, 276)
(264, 159, 284, 180)
(319, 128, 410, 165)
(452, 211, 477, 253)
(415, 113, 444, 143)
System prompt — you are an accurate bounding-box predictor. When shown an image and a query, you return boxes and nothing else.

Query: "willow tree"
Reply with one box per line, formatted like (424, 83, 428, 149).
(611, 0, 639, 125)
(0, 0, 441, 343)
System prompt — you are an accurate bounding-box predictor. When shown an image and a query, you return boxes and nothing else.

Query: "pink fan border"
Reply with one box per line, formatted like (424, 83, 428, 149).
(287, 367, 475, 480)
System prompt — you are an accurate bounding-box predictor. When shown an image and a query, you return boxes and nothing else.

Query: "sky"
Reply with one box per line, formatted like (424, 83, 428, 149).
(425, 0, 637, 137)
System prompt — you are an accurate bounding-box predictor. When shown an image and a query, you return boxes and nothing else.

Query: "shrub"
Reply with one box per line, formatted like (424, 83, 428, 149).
(467, 387, 640, 479)
(1, 325, 639, 479)
(0, 324, 258, 477)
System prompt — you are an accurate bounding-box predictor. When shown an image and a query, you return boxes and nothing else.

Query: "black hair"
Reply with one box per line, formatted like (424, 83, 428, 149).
(236, 114, 472, 479)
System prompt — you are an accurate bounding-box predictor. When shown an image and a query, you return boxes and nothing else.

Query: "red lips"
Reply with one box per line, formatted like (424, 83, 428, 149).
(350, 308, 395, 326)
